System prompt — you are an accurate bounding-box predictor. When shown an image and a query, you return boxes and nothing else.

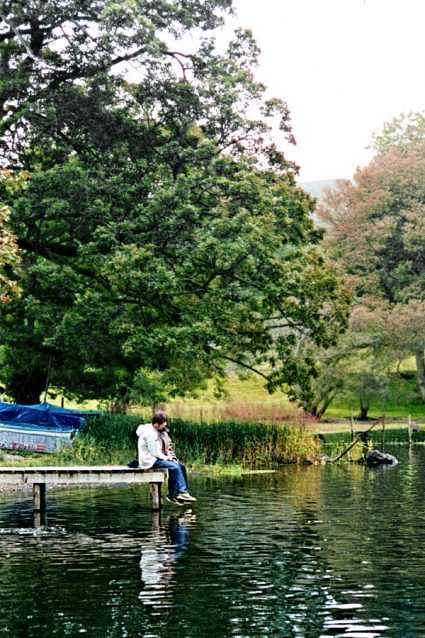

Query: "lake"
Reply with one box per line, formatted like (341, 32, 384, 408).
(0, 446, 424, 637)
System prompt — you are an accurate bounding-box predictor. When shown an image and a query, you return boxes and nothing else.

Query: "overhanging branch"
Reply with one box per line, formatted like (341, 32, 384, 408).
(218, 353, 271, 382)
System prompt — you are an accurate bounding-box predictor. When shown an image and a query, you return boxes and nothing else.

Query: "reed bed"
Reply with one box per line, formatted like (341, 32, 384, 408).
(169, 419, 319, 465)
(70, 414, 320, 467)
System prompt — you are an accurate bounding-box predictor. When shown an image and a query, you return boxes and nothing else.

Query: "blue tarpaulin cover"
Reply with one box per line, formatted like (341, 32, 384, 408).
(0, 401, 103, 453)
(0, 401, 102, 430)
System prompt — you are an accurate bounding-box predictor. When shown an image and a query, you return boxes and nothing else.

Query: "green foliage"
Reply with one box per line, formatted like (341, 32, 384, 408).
(167, 419, 319, 465)
(79, 414, 319, 466)
(0, 1, 350, 405)
(326, 372, 425, 419)
(339, 366, 389, 420)
(299, 304, 390, 418)
(371, 111, 425, 153)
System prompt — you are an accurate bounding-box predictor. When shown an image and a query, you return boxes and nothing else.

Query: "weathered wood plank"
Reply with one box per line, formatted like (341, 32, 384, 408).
(0, 466, 167, 513)
(0, 466, 166, 485)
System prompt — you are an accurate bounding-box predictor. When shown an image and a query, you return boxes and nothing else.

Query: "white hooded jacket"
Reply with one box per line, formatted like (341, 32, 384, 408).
(136, 423, 168, 469)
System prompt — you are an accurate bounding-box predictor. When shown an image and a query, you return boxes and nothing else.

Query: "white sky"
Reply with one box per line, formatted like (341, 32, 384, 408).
(230, 0, 425, 182)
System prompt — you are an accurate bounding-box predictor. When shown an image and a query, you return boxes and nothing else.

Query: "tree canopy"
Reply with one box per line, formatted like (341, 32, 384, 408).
(319, 140, 425, 402)
(371, 111, 425, 154)
(0, 0, 350, 405)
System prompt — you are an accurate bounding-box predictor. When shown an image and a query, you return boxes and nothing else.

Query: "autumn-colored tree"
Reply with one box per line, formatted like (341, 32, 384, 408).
(319, 140, 425, 401)
(0, 170, 24, 303)
(384, 300, 425, 401)
(0, 206, 19, 303)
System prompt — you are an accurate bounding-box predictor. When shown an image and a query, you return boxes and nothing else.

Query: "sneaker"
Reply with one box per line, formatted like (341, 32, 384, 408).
(166, 496, 185, 506)
(178, 493, 197, 502)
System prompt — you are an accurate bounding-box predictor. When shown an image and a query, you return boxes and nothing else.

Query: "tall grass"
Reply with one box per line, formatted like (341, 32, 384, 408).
(68, 414, 320, 467)
(169, 419, 319, 465)
(167, 401, 300, 424)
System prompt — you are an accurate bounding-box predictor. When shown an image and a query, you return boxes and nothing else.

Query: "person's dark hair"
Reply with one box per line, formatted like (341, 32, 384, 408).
(152, 413, 166, 426)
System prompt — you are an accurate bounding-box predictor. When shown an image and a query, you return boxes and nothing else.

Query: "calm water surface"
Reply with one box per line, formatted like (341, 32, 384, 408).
(0, 446, 424, 637)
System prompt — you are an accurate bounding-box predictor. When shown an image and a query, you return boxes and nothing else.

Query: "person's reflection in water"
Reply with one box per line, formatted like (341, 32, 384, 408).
(139, 510, 196, 610)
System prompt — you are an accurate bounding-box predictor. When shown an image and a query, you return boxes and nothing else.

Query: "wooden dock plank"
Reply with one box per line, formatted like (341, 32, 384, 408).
(0, 466, 167, 512)
(0, 466, 166, 485)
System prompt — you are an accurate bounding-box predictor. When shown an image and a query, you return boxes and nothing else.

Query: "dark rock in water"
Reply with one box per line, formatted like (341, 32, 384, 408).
(366, 450, 398, 466)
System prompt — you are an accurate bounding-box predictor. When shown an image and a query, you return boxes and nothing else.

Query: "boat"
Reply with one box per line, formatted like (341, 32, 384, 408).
(0, 401, 102, 453)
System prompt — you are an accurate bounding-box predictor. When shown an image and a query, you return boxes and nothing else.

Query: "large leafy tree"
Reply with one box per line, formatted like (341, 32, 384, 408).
(302, 305, 393, 419)
(0, 0, 349, 405)
(319, 140, 425, 402)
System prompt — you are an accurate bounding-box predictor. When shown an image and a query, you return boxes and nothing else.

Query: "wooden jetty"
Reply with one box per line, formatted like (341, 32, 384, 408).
(0, 466, 167, 517)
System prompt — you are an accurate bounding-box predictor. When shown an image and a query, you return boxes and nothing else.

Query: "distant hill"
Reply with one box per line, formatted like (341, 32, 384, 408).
(300, 179, 339, 201)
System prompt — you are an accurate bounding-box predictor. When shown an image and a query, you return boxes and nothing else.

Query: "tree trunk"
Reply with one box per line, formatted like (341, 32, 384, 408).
(414, 349, 425, 403)
(306, 385, 337, 417)
(108, 400, 129, 414)
(358, 404, 369, 420)
(317, 391, 337, 419)
(307, 399, 320, 417)
(8, 368, 47, 405)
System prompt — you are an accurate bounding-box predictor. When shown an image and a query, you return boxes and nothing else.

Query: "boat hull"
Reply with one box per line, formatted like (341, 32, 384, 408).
(0, 422, 75, 453)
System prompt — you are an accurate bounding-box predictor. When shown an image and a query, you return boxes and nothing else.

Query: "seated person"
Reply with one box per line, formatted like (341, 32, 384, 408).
(136, 412, 196, 505)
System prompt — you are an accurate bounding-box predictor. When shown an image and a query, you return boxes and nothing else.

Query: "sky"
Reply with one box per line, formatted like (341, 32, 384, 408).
(229, 0, 425, 182)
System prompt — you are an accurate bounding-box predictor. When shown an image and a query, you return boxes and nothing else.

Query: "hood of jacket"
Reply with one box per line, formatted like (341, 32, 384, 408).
(136, 423, 151, 437)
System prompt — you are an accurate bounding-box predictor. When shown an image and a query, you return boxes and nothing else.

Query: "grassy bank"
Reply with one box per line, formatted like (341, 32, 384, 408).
(158, 373, 425, 422)
(325, 375, 425, 420)
(0, 415, 321, 472)
(320, 427, 425, 448)
(44, 369, 425, 424)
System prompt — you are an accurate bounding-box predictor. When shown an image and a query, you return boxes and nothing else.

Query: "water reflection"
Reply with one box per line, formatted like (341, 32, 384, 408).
(139, 510, 197, 610)
(1, 450, 425, 636)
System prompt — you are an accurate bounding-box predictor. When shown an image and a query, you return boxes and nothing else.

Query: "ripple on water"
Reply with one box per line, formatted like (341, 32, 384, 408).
(0, 449, 424, 636)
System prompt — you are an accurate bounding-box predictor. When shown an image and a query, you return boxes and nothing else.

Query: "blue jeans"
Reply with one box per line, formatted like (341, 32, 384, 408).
(153, 459, 189, 498)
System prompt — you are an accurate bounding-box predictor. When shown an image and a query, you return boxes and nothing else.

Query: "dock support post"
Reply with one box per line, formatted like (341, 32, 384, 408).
(33, 483, 46, 512)
(33, 511, 46, 528)
(149, 482, 162, 511)
(381, 415, 386, 453)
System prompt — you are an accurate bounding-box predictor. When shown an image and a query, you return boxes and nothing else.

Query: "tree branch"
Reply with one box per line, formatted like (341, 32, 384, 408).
(217, 354, 271, 382)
